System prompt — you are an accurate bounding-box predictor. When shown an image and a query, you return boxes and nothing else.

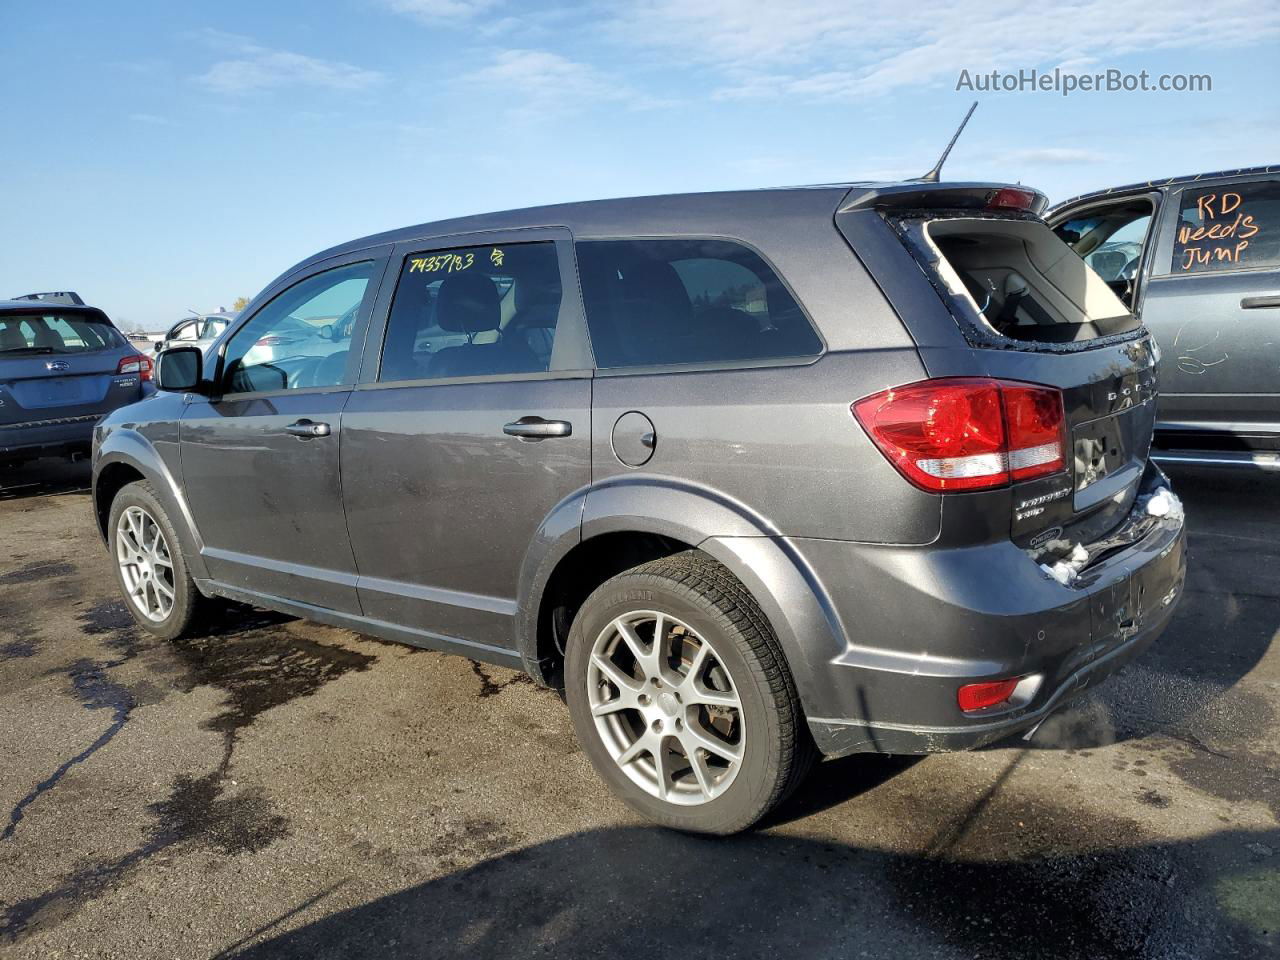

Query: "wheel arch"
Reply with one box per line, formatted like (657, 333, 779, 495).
(93, 433, 209, 581)
(516, 476, 848, 717)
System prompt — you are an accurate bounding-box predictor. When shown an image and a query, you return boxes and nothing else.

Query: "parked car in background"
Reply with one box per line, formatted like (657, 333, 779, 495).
(94, 181, 1185, 833)
(156, 313, 236, 355)
(11, 291, 87, 306)
(126, 331, 162, 349)
(2, 295, 152, 467)
(1050, 164, 1280, 469)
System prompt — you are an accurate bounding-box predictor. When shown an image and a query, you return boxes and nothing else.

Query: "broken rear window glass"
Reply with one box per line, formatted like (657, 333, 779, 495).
(899, 214, 1140, 347)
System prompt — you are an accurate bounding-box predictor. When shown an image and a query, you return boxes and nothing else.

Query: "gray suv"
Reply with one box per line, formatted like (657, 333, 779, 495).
(1049, 165, 1280, 468)
(92, 182, 1187, 833)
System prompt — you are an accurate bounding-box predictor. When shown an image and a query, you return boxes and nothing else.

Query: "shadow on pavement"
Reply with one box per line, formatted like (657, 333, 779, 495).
(230, 824, 1279, 960)
(0, 458, 92, 501)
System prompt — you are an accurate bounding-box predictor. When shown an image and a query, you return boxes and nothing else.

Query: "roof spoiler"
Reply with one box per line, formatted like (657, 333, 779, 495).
(838, 182, 1049, 217)
(12, 291, 86, 305)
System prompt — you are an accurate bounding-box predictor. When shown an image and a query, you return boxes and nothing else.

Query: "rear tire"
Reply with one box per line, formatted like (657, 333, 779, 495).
(565, 550, 814, 834)
(107, 480, 212, 641)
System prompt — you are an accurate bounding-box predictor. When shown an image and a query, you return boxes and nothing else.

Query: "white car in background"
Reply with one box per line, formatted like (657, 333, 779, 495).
(240, 307, 357, 378)
(156, 313, 236, 355)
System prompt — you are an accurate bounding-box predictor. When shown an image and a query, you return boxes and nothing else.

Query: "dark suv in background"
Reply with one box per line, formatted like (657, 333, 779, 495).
(1, 293, 153, 468)
(1050, 164, 1280, 468)
(93, 181, 1186, 833)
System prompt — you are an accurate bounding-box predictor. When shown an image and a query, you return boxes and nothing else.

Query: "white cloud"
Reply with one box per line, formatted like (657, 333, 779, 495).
(610, 0, 1280, 100)
(195, 33, 384, 95)
(383, 0, 504, 21)
(997, 148, 1110, 167)
(464, 49, 633, 111)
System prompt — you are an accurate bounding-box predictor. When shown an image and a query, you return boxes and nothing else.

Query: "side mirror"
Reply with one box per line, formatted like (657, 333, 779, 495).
(155, 347, 204, 393)
(319, 324, 335, 341)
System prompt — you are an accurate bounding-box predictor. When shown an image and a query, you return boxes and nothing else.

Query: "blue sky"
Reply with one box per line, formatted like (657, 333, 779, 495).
(3, 0, 1278, 330)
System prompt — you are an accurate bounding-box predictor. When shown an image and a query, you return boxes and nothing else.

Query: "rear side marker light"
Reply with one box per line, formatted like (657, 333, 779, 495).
(958, 677, 1022, 713)
(852, 378, 1066, 493)
(117, 354, 154, 381)
(986, 187, 1038, 211)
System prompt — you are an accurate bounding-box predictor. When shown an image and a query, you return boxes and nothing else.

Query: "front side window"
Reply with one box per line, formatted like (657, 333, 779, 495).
(379, 241, 562, 382)
(575, 238, 822, 369)
(0, 312, 123, 354)
(1170, 180, 1280, 274)
(221, 261, 376, 394)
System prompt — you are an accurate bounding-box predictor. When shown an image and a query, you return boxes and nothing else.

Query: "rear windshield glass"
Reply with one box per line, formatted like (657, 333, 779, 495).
(904, 216, 1139, 346)
(0, 312, 124, 354)
(576, 238, 822, 368)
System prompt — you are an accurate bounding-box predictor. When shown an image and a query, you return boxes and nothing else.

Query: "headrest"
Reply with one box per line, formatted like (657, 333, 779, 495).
(514, 275, 562, 312)
(0, 324, 26, 349)
(34, 328, 66, 349)
(437, 273, 500, 334)
(619, 260, 692, 328)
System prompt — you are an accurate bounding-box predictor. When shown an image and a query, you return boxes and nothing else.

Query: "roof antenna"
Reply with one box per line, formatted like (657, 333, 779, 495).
(916, 101, 978, 183)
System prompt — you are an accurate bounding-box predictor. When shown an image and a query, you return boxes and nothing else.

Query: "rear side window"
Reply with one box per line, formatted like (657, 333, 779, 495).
(379, 241, 562, 382)
(575, 239, 821, 369)
(1171, 180, 1279, 274)
(913, 217, 1139, 346)
(0, 312, 123, 354)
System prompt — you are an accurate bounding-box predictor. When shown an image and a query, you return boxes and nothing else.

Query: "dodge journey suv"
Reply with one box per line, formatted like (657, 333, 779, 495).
(92, 181, 1187, 833)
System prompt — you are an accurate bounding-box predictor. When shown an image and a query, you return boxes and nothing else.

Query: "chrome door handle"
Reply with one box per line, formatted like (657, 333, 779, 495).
(503, 417, 572, 440)
(1241, 295, 1280, 309)
(285, 419, 331, 439)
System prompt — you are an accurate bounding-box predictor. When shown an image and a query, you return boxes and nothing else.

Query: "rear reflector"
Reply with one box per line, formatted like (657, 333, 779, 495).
(986, 187, 1038, 211)
(958, 677, 1022, 712)
(852, 378, 1065, 493)
(117, 354, 154, 381)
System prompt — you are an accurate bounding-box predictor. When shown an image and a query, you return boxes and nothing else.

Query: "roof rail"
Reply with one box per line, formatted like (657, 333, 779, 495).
(12, 291, 86, 305)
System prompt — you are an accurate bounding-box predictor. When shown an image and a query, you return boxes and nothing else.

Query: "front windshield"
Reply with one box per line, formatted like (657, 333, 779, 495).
(0, 312, 124, 354)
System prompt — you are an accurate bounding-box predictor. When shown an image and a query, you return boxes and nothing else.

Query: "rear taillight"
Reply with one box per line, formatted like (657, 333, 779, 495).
(852, 378, 1065, 493)
(117, 354, 153, 381)
(1000, 384, 1066, 481)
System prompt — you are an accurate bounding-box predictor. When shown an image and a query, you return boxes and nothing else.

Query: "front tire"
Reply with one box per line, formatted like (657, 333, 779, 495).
(108, 480, 211, 640)
(565, 551, 813, 834)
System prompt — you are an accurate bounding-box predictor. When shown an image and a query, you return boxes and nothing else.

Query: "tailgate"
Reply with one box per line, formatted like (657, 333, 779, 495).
(0, 352, 139, 426)
(870, 203, 1157, 546)
(1, 308, 142, 427)
(984, 337, 1158, 546)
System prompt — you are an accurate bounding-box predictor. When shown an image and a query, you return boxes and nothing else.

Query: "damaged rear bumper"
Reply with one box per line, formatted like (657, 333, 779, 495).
(793, 473, 1187, 759)
(808, 591, 1178, 756)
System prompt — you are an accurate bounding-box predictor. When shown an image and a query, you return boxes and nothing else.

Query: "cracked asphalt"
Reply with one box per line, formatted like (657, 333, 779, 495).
(0, 460, 1277, 959)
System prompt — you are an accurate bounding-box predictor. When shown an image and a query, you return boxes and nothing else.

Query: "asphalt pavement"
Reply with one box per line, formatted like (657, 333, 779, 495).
(0, 459, 1276, 958)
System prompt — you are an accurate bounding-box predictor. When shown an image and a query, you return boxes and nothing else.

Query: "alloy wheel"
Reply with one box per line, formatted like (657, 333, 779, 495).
(587, 610, 745, 805)
(116, 505, 176, 622)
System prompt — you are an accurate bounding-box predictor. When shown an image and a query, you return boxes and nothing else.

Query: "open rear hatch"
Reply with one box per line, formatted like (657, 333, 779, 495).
(846, 184, 1159, 554)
